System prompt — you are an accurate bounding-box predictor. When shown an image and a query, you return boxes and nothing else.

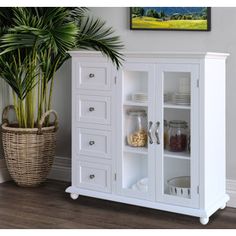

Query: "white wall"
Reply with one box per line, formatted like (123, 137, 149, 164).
(54, 7, 236, 180)
(53, 60, 72, 158)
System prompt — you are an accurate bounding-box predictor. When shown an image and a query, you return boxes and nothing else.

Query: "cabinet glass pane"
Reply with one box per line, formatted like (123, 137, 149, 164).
(122, 69, 150, 198)
(123, 71, 148, 105)
(122, 153, 148, 191)
(163, 72, 191, 199)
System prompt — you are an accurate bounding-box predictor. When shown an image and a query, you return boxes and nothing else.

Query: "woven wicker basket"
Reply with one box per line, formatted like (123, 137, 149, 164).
(1, 105, 58, 187)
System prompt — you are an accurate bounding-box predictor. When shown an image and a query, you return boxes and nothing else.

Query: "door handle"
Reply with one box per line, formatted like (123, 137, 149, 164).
(148, 121, 153, 144)
(155, 121, 160, 145)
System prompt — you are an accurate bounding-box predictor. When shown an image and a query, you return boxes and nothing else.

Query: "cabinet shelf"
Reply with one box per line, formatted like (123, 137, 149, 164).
(124, 101, 148, 107)
(124, 145, 148, 155)
(164, 150, 190, 160)
(164, 102, 190, 110)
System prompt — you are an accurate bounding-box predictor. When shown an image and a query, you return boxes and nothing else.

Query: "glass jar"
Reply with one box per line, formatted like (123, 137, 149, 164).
(126, 110, 148, 147)
(164, 120, 169, 149)
(168, 120, 188, 152)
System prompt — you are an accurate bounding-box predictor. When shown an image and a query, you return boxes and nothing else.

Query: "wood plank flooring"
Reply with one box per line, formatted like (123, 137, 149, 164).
(0, 180, 235, 229)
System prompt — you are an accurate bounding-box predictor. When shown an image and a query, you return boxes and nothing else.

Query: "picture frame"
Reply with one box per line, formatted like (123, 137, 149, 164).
(130, 7, 211, 31)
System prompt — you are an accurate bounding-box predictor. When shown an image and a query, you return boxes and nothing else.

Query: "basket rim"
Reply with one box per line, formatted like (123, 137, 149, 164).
(1, 123, 56, 134)
(167, 176, 190, 189)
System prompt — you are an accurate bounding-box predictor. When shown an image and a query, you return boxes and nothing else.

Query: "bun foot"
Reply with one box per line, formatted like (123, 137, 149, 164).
(70, 193, 79, 200)
(199, 217, 209, 225)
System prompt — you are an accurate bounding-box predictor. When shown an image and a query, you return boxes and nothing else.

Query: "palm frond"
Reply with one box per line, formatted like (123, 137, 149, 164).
(67, 7, 88, 25)
(0, 7, 124, 127)
(0, 53, 39, 100)
(39, 52, 69, 82)
(11, 7, 44, 29)
(77, 17, 124, 69)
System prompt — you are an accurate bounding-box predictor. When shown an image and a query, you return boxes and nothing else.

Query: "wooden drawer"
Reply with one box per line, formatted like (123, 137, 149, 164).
(76, 62, 111, 90)
(76, 128, 111, 159)
(76, 161, 111, 193)
(76, 95, 111, 125)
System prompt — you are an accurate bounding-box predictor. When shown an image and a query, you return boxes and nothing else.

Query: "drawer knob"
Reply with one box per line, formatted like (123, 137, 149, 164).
(89, 174, 95, 179)
(89, 141, 95, 145)
(89, 107, 95, 112)
(89, 73, 95, 78)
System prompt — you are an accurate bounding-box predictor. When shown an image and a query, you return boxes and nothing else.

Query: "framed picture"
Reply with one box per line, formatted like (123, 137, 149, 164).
(130, 7, 211, 31)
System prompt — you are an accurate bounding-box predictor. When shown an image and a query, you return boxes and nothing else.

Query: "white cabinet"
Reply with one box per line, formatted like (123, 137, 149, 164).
(66, 51, 229, 225)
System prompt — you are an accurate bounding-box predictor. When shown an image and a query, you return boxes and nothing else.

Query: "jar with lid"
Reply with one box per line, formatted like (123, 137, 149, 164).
(168, 120, 188, 152)
(126, 110, 148, 147)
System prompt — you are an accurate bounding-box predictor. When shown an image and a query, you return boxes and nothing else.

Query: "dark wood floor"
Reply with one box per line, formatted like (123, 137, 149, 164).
(0, 180, 235, 229)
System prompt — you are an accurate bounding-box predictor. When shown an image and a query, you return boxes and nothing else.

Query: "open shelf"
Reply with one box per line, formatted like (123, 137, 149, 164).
(123, 152, 148, 190)
(127, 177, 148, 193)
(164, 150, 190, 160)
(123, 70, 148, 102)
(124, 101, 148, 107)
(164, 102, 190, 110)
(124, 145, 148, 155)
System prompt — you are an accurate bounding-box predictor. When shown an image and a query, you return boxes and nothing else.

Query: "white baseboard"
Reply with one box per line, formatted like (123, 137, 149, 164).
(1, 157, 236, 208)
(0, 159, 11, 183)
(226, 179, 236, 208)
(48, 156, 71, 182)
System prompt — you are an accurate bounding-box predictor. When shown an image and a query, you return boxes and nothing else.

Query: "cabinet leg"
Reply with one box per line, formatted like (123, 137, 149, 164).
(70, 193, 79, 200)
(220, 203, 226, 210)
(199, 217, 209, 225)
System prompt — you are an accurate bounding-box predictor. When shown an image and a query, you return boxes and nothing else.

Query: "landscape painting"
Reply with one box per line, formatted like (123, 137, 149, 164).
(130, 7, 211, 31)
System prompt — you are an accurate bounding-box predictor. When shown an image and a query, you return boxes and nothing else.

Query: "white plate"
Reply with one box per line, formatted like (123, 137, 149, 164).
(132, 93, 148, 102)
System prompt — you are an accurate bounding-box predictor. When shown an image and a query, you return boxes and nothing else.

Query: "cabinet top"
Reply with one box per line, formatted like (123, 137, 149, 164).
(68, 50, 229, 59)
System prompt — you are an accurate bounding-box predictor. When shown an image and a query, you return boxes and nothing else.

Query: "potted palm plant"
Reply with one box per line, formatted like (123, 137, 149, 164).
(0, 7, 123, 187)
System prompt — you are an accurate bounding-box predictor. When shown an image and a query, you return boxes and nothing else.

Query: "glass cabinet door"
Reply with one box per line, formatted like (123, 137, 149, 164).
(116, 63, 156, 201)
(155, 64, 200, 208)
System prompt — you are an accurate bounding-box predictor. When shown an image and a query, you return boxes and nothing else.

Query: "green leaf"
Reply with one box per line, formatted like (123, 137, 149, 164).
(0, 7, 123, 127)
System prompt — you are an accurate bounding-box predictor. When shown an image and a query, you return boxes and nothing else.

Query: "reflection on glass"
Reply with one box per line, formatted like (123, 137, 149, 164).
(163, 72, 191, 199)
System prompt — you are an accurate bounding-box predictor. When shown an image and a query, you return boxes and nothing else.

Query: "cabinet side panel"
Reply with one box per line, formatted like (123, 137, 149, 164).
(71, 57, 77, 186)
(203, 58, 226, 210)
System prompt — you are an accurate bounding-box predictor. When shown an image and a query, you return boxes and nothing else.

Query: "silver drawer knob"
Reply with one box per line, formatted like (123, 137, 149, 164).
(89, 174, 95, 179)
(89, 73, 95, 78)
(89, 141, 95, 145)
(89, 107, 95, 112)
